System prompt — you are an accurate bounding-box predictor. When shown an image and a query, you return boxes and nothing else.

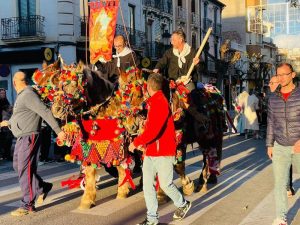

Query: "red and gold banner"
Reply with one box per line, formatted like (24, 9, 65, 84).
(89, 0, 119, 64)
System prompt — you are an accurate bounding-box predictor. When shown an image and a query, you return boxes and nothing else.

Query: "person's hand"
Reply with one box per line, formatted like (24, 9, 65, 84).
(0, 120, 9, 127)
(153, 68, 159, 74)
(267, 147, 273, 159)
(269, 76, 279, 93)
(57, 131, 66, 141)
(293, 140, 300, 153)
(193, 57, 200, 65)
(129, 142, 136, 153)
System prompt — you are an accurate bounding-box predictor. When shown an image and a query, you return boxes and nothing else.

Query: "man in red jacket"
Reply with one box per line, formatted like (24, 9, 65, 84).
(129, 73, 191, 225)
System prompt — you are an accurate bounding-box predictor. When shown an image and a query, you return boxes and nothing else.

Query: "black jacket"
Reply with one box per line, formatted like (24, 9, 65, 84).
(266, 87, 300, 147)
(155, 47, 198, 81)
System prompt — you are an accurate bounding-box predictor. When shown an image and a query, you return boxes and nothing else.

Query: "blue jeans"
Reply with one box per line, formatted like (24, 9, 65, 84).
(272, 142, 300, 220)
(143, 156, 186, 223)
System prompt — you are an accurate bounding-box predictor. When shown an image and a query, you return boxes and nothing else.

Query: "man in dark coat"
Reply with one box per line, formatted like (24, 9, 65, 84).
(95, 35, 140, 84)
(266, 63, 300, 225)
(153, 29, 199, 90)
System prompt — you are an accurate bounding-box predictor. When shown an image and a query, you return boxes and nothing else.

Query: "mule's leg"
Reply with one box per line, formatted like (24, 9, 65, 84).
(195, 151, 208, 192)
(157, 186, 169, 204)
(207, 134, 222, 184)
(116, 166, 130, 199)
(174, 161, 194, 195)
(78, 166, 97, 210)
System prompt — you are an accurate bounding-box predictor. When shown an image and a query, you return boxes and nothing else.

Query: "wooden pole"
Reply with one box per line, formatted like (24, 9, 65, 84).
(185, 27, 213, 80)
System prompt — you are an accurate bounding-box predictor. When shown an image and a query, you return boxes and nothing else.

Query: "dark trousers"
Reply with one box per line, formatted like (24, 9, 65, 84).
(13, 134, 44, 210)
(40, 127, 52, 161)
(0, 131, 13, 159)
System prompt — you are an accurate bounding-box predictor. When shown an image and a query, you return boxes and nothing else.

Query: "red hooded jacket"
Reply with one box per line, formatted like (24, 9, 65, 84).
(133, 90, 176, 156)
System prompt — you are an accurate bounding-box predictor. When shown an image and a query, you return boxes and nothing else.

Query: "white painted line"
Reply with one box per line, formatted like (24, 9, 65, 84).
(0, 168, 80, 197)
(239, 175, 300, 225)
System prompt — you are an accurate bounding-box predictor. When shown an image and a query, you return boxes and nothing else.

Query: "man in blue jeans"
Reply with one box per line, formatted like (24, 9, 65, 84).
(266, 63, 300, 225)
(129, 73, 191, 225)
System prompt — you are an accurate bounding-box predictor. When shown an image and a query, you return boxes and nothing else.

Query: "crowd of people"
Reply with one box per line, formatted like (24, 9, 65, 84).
(0, 30, 298, 225)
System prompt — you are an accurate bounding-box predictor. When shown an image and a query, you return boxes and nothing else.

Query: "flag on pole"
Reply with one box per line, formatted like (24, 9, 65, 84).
(89, 0, 119, 64)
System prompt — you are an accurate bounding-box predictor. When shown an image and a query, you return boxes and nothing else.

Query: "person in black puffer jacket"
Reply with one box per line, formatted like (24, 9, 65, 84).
(266, 63, 300, 225)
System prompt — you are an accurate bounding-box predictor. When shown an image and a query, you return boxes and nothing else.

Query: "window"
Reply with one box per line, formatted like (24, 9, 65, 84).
(18, 0, 36, 36)
(18, 0, 36, 17)
(192, 33, 197, 49)
(178, 0, 182, 7)
(204, 2, 208, 30)
(191, 0, 195, 13)
(0, 80, 8, 90)
(128, 4, 135, 31)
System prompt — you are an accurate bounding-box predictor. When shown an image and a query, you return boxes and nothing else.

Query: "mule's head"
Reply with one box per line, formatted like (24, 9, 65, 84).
(116, 67, 146, 134)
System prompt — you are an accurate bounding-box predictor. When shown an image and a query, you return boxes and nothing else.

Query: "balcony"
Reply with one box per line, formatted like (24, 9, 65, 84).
(191, 13, 200, 28)
(214, 23, 222, 36)
(80, 16, 89, 38)
(207, 59, 216, 72)
(78, 19, 146, 50)
(115, 24, 146, 50)
(203, 18, 213, 31)
(143, 0, 172, 14)
(145, 41, 170, 59)
(176, 6, 187, 24)
(1, 15, 45, 44)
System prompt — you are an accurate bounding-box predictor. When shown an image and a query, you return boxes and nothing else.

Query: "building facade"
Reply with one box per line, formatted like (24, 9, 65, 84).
(142, 0, 173, 65)
(171, 0, 225, 83)
(0, 0, 80, 103)
(78, 0, 145, 63)
(221, 0, 277, 93)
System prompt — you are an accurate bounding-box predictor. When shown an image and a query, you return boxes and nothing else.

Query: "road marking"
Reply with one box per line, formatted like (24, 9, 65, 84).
(239, 175, 300, 225)
(0, 168, 80, 197)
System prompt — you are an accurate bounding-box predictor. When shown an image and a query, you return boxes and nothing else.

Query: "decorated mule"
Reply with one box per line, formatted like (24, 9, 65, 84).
(32, 58, 147, 209)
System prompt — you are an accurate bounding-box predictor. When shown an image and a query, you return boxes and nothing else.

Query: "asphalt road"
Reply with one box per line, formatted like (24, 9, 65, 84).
(0, 133, 299, 225)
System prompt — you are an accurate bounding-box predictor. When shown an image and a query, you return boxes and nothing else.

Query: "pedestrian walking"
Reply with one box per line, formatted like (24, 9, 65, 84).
(244, 89, 261, 139)
(268, 76, 295, 198)
(266, 63, 300, 225)
(0, 88, 13, 160)
(129, 73, 192, 225)
(0, 71, 66, 216)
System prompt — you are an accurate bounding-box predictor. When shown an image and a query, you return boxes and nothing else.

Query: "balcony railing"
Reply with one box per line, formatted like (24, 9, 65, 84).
(207, 59, 216, 72)
(191, 12, 200, 28)
(79, 18, 146, 49)
(145, 41, 169, 59)
(80, 16, 89, 37)
(203, 18, 213, 31)
(214, 23, 222, 36)
(176, 6, 187, 23)
(115, 24, 146, 49)
(1, 15, 45, 42)
(143, 0, 172, 14)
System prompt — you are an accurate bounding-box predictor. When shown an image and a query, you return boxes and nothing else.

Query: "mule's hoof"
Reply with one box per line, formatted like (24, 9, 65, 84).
(183, 180, 195, 196)
(195, 185, 202, 193)
(78, 203, 94, 210)
(207, 174, 217, 184)
(195, 184, 208, 193)
(200, 185, 208, 193)
(116, 192, 128, 199)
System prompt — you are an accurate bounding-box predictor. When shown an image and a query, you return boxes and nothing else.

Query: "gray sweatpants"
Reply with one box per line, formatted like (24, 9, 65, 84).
(13, 133, 44, 210)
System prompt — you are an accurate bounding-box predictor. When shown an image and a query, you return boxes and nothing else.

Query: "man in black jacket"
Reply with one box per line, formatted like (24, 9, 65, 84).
(95, 35, 140, 84)
(266, 63, 300, 225)
(153, 29, 199, 90)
